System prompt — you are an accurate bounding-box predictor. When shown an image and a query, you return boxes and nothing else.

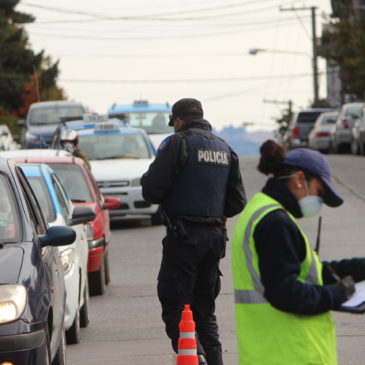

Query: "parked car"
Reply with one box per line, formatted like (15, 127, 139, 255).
(283, 108, 334, 149)
(330, 102, 363, 153)
(0, 157, 75, 364)
(16, 101, 85, 148)
(19, 163, 95, 344)
(107, 99, 172, 149)
(351, 105, 365, 155)
(308, 111, 338, 153)
(0, 150, 121, 296)
(51, 115, 161, 224)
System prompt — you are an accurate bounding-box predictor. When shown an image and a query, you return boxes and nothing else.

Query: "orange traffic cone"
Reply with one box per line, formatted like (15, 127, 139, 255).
(177, 305, 199, 365)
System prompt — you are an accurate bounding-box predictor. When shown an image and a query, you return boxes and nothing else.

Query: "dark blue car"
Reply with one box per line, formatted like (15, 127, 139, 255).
(0, 158, 76, 364)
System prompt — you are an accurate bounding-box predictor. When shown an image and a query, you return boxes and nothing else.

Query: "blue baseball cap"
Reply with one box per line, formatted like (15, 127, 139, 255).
(283, 148, 343, 207)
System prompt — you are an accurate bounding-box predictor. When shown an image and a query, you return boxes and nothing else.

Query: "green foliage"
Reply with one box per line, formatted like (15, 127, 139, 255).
(0, 0, 65, 132)
(320, 8, 365, 100)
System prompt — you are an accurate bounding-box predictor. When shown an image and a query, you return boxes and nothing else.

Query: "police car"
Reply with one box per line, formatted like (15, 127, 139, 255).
(53, 114, 162, 224)
(107, 99, 173, 150)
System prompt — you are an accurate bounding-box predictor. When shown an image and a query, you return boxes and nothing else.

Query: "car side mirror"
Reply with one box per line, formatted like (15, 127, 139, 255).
(39, 226, 76, 247)
(16, 120, 26, 128)
(104, 196, 121, 210)
(69, 206, 96, 226)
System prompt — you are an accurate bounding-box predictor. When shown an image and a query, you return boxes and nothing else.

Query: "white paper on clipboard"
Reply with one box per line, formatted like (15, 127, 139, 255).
(341, 280, 365, 308)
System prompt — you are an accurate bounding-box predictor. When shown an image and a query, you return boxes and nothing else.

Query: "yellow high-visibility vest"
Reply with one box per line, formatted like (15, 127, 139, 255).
(231, 192, 337, 365)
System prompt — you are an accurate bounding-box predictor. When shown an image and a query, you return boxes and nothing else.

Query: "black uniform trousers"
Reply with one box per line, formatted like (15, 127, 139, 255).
(157, 221, 225, 365)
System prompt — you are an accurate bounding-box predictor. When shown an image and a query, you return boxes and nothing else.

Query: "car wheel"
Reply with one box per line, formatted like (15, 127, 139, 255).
(104, 249, 111, 285)
(89, 257, 105, 296)
(80, 279, 90, 328)
(52, 328, 66, 365)
(66, 306, 80, 344)
(151, 207, 163, 225)
(361, 143, 365, 156)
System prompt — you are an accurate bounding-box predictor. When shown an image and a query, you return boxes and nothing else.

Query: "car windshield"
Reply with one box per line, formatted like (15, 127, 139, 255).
(0, 174, 20, 242)
(297, 112, 322, 123)
(345, 105, 362, 118)
(29, 106, 84, 126)
(321, 114, 337, 125)
(48, 163, 93, 203)
(78, 133, 150, 160)
(115, 112, 172, 134)
(27, 177, 56, 223)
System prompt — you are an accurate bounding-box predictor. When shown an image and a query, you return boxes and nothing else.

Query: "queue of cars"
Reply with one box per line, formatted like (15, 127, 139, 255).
(282, 101, 365, 156)
(0, 99, 169, 362)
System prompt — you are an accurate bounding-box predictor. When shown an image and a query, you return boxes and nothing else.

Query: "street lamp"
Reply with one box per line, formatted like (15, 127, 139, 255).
(248, 48, 309, 57)
(248, 47, 319, 106)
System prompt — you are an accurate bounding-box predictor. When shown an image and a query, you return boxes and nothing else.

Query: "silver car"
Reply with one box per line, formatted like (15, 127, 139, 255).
(308, 111, 338, 153)
(330, 102, 363, 153)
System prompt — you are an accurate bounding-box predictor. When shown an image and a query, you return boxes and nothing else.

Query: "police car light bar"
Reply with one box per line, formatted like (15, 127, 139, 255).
(133, 100, 149, 106)
(94, 121, 120, 132)
(82, 113, 108, 123)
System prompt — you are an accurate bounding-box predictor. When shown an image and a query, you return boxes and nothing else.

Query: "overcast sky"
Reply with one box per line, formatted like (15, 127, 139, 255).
(17, 0, 332, 131)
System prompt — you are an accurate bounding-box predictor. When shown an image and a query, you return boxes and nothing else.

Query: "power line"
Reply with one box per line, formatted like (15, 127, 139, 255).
(23, 1, 302, 24)
(58, 72, 318, 84)
(28, 17, 308, 41)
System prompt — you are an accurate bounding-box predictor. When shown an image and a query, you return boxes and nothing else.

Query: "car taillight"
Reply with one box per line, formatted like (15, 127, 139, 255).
(341, 118, 349, 129)
(292, 126, 300, 139)
(316, 132, 330, 137)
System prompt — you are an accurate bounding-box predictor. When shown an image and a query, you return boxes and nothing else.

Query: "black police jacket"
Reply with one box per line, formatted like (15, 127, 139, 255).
(141, 119, 246, 223)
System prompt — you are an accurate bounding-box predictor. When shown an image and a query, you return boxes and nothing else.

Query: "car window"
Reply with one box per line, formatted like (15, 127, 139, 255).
(16, 168, 47, 235)
(0, 174, 20, 242)
(78, 133, 150, 160)
(321, 114, 337, 125)
(27, 176, 56, 224)
(345, 105, 362, 118)
(124, 112, 172, 134)
(29, 106, 84, 126)
(48, 163, 93, 203)
(296, 112, 322, 123)
(52, 174, 70, 218)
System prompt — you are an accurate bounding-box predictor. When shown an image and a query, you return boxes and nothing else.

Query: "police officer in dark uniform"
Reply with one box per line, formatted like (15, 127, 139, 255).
(141, 98, 246, 365)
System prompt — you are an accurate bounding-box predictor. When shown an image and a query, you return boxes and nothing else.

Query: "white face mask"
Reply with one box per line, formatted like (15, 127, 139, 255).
(298, 195, 323, 217)
(298, 179, 323, 218)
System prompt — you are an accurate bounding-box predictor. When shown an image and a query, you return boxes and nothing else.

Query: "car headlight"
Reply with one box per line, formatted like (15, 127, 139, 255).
(0, 285, 27, 324)
(25, 131, 39, 143)
(131, 177, 141, 187)
(60, 248, 75, 275)
(85, 223, 94, 241)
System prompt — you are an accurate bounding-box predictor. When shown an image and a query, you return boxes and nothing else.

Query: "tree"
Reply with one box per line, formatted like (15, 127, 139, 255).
(319, 4, 365, 101)
(0, 0, 65, 131)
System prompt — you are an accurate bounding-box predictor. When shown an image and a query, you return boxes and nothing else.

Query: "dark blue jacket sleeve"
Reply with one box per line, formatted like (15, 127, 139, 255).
(141, 135, 185, 204)
(254, 209, 348, 315)
(224, 149, 246, 217)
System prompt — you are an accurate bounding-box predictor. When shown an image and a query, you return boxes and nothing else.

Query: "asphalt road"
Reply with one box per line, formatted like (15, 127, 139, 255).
(67, 154, 365, 365)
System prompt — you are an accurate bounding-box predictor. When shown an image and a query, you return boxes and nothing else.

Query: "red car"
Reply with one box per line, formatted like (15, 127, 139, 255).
(3, 152, 120, 296)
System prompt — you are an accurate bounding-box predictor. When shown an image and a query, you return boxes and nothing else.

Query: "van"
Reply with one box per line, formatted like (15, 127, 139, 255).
(284, 108, 334, 149)
(17, 100, 85, 148)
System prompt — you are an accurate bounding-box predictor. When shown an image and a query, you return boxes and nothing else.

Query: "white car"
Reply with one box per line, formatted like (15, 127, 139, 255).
(74, 121, 162, 224)
(18, 163, 95, 344)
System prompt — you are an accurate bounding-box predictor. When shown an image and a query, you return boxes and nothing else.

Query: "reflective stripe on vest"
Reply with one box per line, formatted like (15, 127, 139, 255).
(234, 203, 320, 304)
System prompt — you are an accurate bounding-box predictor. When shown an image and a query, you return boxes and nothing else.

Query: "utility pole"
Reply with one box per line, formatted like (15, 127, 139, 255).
(280, 6, 319, 106)
(263, 99, 293, 117)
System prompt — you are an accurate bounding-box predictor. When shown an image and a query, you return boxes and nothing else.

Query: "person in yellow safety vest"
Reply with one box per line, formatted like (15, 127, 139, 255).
(231, 140, 365, 365)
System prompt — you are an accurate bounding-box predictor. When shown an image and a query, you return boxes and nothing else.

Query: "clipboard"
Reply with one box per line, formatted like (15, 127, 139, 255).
(336, 280, 365, 314)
